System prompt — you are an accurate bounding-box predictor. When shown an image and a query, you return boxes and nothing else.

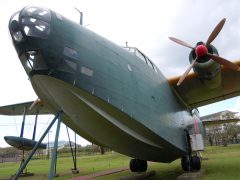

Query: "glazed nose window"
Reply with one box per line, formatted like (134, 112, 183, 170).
(21, 7, 51, 22)
(22, 17, 50, 39)
(21, 7, 51, 39)
(9, 12, 23, 42)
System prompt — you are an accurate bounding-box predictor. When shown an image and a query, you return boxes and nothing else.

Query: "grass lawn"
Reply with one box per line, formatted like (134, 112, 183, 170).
(0, 153, 130, 179)
(1, 144, 240, 179)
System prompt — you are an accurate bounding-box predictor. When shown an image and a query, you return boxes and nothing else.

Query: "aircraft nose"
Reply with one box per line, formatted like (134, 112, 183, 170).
(10, 20, 20, 33)
(9, 6, 51, 47)
(9, 12, 24, 42)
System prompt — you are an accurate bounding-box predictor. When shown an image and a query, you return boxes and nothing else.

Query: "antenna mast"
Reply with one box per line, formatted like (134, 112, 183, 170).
(75, 8, 83, 25)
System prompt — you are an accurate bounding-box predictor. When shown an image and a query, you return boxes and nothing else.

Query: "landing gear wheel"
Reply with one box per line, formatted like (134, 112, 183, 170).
(130, 159, 137, 172)
(191, 155, 201, 171)
(181, 156, 191, 171)
(139, 160, 147, 172)
(130, 159, 148, 173)
(181, 155, 201, 171)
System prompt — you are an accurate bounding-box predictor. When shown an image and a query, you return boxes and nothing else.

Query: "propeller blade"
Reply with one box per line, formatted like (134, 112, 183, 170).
(169, 37, 194, 49)
(206, 18, 226, 47)
(207, 53, 240, 71)
(177, 57, 198, 86)
(29, 98, 41, 110)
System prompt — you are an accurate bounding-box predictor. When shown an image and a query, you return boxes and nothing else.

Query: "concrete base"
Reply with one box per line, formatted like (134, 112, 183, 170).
(120, 171, 156, 180)
(54, 173, 59, 177)
(11, 172, 34, 179)
(177, 169, 205, 180)
(202, 157, 209, 161)
(73, 167, 128, 180)
(72, 169, 80, 174)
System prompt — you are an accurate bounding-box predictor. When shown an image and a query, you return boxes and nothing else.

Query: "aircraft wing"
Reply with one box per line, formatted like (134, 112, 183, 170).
(168, 61, 240, 108)
(0, 101, 52, 116)
(201, 118, 240, 126)
(200, 110, 240, 125)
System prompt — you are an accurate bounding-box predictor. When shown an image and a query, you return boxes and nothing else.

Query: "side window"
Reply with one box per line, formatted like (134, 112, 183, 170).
(63, 46, 78, 60)
(79, 66, 94, 77)
(58, 59, 77, 73)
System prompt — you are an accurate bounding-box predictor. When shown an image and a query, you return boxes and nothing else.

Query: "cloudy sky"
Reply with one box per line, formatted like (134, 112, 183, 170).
(1, 0, 240, 147)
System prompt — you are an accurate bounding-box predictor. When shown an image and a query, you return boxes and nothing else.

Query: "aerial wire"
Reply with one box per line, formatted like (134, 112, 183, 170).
(36, 115, 54, 140)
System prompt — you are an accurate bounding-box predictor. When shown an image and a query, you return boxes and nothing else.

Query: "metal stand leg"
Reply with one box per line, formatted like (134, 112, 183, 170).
(20, 106, 26, 138)
(74, 132, 78, 171)
(13, 111, 62, 180)
(66, 126, 79, 173)
(48, 112, 62, 179)
(19, 150, 25, 174)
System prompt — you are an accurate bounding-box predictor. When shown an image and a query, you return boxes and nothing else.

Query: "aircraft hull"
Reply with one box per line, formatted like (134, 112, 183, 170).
(31, 75, 186, 162)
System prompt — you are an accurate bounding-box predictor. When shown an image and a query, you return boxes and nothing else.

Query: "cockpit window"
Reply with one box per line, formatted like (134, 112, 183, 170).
(22, 17, 50, 39)
(21, 7, 51, 22)
(122, 46, 158, 73)
(135, 50, 147, 63)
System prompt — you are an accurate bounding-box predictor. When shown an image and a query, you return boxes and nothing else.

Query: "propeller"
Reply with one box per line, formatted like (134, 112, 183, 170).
(169, 18, 240, 86)
(29, 98, 41, 110)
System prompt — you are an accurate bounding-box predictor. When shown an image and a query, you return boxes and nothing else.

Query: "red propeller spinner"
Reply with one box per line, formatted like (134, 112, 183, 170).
(169, 18, 240, 86)
(195, 45, 208, 57)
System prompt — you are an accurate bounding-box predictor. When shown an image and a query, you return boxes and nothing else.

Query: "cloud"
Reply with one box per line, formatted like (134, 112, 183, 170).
(147, 0, 240, 77)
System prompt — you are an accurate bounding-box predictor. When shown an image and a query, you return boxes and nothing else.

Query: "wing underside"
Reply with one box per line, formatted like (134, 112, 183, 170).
(0, 101, 52, 115)
(201, 110, 240, 125)
(168, 61, 240, 108)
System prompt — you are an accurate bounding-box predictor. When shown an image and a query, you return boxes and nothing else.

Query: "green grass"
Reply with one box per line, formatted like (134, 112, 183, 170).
(0, 152, 130, 179)
(1, 144, 240, 179)
(199, 145, 240, 180)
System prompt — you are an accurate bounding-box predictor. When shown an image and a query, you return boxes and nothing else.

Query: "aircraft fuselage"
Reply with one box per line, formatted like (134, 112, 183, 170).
(9, 6, 205, 162)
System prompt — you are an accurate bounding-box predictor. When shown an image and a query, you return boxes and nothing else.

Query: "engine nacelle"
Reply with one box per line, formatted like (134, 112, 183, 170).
(189, 43, 221, 80)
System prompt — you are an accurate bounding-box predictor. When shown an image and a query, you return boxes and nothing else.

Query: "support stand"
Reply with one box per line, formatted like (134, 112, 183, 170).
(17, 150, 34, 177)
(20, 106, 26, 138)
(66, 126, 79, 174)
(32, 109, 39, 141)
(48, 112, 62, 179)
(16, 106, 34, 178)
(12, 111, 63, 180)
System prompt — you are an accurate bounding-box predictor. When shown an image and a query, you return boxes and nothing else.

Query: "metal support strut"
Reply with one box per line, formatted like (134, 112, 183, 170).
(20, 106, 27, 138)
(32, 109, 39, 141)
(13, 111, 63, 180)
(66, 126, 79, 173)
(49, 112, 62, 179)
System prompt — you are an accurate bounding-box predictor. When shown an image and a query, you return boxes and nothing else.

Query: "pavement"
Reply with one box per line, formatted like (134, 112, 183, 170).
(72, 167, 129, 180)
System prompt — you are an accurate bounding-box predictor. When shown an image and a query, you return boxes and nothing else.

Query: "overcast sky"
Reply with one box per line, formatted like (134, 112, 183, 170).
(1, 0, 240, 147)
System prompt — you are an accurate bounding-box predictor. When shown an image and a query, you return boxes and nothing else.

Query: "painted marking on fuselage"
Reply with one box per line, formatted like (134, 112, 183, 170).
(193, 115, 200, 134)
